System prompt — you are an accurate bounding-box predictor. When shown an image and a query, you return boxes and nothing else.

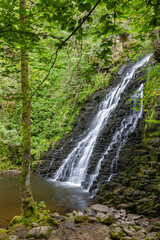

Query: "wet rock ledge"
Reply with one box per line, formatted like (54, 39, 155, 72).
(1, 204, 160, 240)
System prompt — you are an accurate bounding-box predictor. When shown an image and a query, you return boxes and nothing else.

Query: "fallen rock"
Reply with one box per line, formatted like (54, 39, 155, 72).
(62, 221, 75, 229)
(91, 204, 109, 213)
(73, 215, 89, 223)
(96, 212, 106, 220)
(110, 226, 124, 239)
(122, 225, 136, 237)
(7, 235, 20, 240)
(146, 231, 157, 239)
(101, 213, 115, 225)
(133, 230, 146, 240)
(88, 216, 98, 223)
(26, 226, 53, 239)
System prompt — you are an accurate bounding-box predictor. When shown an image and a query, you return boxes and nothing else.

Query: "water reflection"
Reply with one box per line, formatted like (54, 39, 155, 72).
(0, 174, 91, 228)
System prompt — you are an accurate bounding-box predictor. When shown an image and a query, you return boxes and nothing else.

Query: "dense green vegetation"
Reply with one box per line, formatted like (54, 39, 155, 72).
(0, 0, 159, 169)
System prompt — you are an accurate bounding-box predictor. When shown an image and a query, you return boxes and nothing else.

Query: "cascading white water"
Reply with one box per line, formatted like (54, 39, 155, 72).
(53, 54, 152, 188)
(87, 84, 144, 192)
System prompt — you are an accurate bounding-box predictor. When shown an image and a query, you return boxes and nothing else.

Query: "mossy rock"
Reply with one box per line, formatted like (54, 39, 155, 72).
(0, 229, 7, 234)
(44, 216, 59, 226)
(157, 231, 160, 240)
(74, 215, 89, 223)
(101, 214, 115, 225)
(110, 229, 124, 240)
(0, 228, 7, 239)
(26, 226, 53, 239)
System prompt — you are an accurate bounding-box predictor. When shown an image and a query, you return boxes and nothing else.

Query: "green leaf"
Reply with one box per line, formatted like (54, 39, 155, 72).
(78, 3, 86, 13)
(78, 2, 91, 12)
(84, 2, 91, 12)
(106, 1, 115, 10)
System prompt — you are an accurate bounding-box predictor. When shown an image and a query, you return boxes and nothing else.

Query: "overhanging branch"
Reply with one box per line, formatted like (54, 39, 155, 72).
(17, 0, 102, 114)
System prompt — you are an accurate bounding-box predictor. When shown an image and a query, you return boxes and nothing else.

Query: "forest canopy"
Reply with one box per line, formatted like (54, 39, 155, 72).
(0, 0, 160, 164)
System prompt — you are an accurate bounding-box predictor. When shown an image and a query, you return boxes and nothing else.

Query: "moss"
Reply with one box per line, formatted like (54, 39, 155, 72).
(0, 228, 7, 239)
(0, 229, 7, 234)
(41, 216, 59, 226)
(110, 230, 124, 240)
(157, 232, 160, 240)
(9, 216, 23, 227)
(74, 215, 89, 223)
(101, 215, 115, 225)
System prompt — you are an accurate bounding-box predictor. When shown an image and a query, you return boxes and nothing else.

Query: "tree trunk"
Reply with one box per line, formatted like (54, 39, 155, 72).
(20, 0, 35, 217)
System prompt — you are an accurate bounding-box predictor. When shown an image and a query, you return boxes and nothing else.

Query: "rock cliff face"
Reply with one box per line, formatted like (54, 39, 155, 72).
(94, 83, 160, 217)
(33, 56, 159, 217)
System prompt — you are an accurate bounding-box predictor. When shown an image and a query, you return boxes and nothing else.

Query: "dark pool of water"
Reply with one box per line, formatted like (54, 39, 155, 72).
(0, 174, 91, 228)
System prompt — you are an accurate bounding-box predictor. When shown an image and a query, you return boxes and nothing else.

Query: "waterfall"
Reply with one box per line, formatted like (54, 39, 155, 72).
(87, 84, 144, 193)
(53, 54, 152, 189)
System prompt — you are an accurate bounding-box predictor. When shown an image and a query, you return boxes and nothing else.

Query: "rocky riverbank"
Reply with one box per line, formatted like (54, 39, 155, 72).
(1, 204, 160, 240)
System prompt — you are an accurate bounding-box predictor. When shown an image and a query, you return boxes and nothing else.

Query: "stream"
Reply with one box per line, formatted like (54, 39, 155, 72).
(0, 174, 91, 228)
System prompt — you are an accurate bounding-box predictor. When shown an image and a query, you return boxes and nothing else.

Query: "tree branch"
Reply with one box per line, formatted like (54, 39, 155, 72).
(17, 0, 102, 114)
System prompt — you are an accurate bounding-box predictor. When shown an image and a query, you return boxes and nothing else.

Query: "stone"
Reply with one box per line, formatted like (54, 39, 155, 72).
(49, 237, 60, 240)
(140, 228, 147, 234)
(88, 216, 98, 223)
(105, 236, 112, 240)
(120, 209, 126, 216)
(45, 216, 59, 226)
(126, 215, 133, 222)
(77, 211, 84, 217)
(122, 226, 136, 237)
(49, 212, 63, 220)
(91, 204, 109, 213)
(8, 224, 28, 239)
(117, 204, 131, 210)
(51, 212, 60, 217)
(114, 213, 121, 220)
(66, 213, 75, 221)
(26, 226, 53, 239)
(146, 232, 157, 239)
(109, 207, 116, 214)
(62, 221, 75, 229)
(31, 222, 39, 227)
(148, 224, 160, 232)
(121, 237, 132, 240)
(138, 219, 149, 228)
(64, 230, 72, 236)
(96, 212, 106, 220)
(133, 230, 146, 240)
(110, 227, 124, 240)
(130, 214, 143, 221)
(84, 208, 96, 215)
(101, 213, 115, 225)
(74, 215, 89, 223)
(7, 235, 20, 240)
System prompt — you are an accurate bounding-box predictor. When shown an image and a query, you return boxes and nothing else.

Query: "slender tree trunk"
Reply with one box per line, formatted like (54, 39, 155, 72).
(20, 0, 35, 217)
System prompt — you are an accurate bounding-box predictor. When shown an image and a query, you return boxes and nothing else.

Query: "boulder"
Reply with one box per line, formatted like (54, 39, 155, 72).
(26, 226, 53, 239)
(146, 232, 157, 239)
(101, 213, 115, 225)
(91, 204, 109, 213)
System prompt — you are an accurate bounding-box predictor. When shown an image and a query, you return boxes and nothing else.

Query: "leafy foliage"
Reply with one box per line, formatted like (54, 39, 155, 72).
(0, 0, 159, 165)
